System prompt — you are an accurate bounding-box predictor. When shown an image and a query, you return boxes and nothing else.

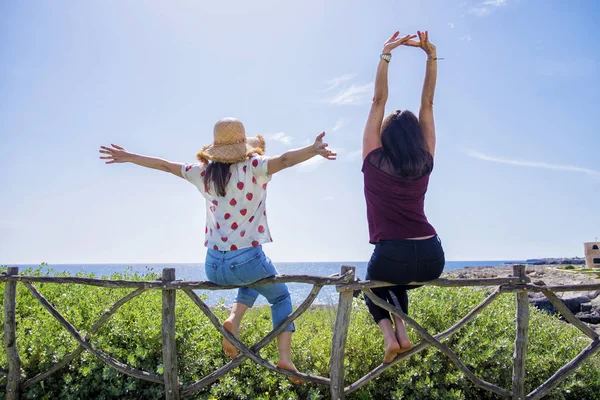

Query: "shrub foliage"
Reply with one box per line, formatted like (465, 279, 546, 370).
(0, 267, 599, 399)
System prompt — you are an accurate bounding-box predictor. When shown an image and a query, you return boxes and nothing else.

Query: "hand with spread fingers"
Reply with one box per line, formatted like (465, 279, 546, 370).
(382, 31, 418, 54)
(404, 30, 437, 57)
(312, 132, 337, 160)
(99, 144, 133, 164)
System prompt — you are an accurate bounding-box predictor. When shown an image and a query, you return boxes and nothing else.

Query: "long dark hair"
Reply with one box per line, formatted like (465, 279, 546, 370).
(203, 162, 231, 197)
(379, 110, 432, 179)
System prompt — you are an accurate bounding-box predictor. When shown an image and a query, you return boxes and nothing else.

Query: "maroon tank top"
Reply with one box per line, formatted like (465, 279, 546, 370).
(362, 148, 437, 244)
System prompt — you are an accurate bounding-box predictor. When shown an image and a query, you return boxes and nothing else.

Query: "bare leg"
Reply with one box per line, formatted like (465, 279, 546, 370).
(275, 331, 302, 383)
(378, 318, 401, 363)
(393, 315, 414, 351)
(222, 302, 249, 358)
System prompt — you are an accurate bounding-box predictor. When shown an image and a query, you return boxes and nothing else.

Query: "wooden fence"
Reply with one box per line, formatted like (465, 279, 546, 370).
(1, 264, 599, 400)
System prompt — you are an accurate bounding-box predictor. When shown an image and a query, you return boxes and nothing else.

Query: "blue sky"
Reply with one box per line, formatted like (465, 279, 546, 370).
(1, 0, 599, 264)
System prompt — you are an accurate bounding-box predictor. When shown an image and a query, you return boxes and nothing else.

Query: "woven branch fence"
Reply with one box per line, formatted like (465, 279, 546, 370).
(1, 265, 599, 400)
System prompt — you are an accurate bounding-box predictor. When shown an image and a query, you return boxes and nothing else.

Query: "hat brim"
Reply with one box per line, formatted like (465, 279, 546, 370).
(196, 135, 265, 164)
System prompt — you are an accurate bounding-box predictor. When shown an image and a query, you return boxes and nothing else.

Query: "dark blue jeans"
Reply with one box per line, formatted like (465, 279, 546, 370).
(365, 236, 445, 323)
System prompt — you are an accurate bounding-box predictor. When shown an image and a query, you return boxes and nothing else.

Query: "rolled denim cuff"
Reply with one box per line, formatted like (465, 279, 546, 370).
(236, 291, 257, 308)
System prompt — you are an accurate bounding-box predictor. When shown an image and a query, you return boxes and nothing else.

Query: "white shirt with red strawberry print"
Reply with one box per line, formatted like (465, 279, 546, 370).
(181, 154, 273, 251)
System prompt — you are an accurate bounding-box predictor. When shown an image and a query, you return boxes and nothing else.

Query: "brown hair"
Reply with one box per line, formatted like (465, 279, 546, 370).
(380, 110, 432, 179)
(203, 162, 231, 197)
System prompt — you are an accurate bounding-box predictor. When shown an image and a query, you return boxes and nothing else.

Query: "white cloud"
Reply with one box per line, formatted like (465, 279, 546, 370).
(321, 196, 334, 201)
(327, 83, 374, 105)
(298, 156, 328, 172)
(465, 150, 600, 177)
(332, 119, 345, 132)
(346, 149, 363, 162)
(460, 36, 472, 41)
(266, 132, 293, 145)
(322, 73, 356, 92)
(536, 59, 597, 78)
(483, 0, 508, 5)
(469, 0, 509, 16)
(469, 6, 492, 16)
(448, 22, 455, 28)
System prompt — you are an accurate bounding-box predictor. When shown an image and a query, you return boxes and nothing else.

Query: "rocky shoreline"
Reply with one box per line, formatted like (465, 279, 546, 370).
(443, 265, 600, 333)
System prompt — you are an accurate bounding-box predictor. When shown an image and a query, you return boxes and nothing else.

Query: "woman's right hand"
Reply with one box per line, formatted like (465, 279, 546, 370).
(382, 31, 417, 54)
(99, 144, 133, 164)
(405, 30, 436, 57)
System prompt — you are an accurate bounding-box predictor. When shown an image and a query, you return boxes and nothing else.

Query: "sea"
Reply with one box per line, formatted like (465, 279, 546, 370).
(6, 261, 519, 306)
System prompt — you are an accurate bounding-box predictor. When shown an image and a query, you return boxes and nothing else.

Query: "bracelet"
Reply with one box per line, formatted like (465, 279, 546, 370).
(427, 57, 443, 61)
(380, 53, 391, 63)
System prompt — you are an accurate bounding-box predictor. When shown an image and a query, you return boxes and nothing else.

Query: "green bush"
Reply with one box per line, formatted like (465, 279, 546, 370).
(1, 266, 599, 399)
(564, 265, 575, 270)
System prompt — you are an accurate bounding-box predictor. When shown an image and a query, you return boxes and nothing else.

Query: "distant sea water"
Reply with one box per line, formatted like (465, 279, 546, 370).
(6, 261, 519, 306)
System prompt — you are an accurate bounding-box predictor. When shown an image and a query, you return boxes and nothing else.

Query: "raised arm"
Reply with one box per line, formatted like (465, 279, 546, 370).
(362, 31, 416, 161)
(406, 31, 438, 157)
(99, 144, 184, 178)
(267, 132, 336, 175)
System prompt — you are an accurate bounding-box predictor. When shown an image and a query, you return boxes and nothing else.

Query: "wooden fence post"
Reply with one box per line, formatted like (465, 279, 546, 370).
(512, 264, 529, 400)
(329, 265, 355, 400)
(161, 268, 179, 400)
(4, 267, 21, 399)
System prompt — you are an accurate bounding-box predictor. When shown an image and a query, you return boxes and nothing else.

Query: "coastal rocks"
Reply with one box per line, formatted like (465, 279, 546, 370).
(577, 310, 600, 325)
(529, 294, 592, 315)
(444, 265, 600, 331)
(525, 258, 586, 265)
(528, 291, 600, 327)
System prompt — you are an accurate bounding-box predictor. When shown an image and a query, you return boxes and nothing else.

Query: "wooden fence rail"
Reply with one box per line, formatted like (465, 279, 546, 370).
(1, 265, 599, 400)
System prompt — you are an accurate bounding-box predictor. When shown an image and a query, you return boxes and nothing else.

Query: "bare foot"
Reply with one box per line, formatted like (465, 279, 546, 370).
(397, 338, 414, 353)
(393, 318, 414, 352)
(222, 319, 238, 358)
(277, 360, 303, 384)
(383, 339, 401, 363)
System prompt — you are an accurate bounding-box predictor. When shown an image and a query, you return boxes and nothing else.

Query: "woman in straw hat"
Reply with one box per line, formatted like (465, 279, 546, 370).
(361, 30, 445, 363)
(99, 117, 336, 379)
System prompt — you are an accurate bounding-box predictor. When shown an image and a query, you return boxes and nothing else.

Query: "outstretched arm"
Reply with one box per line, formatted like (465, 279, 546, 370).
(362, 31, 416, 161)
(99, 144, 184, 178)
(267, 132, 336, 175)
(406, 30, 438, 157)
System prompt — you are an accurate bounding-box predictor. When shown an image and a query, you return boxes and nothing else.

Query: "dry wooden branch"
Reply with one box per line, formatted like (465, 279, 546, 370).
(3, 267, 21, 400)
(330, 266, 355, 400)
(22, 288, 146, 389)
(541, 289, 598, 340)
(527, 339, 600, 400)
(500, 283, 600, 293)
(180, 284, 324, 397)
(345, 287, 502, 395)
(182, 288, 329, 391)
(250, 284, 324, 352)
(24, 283, 163, 384)
(161, 269, 180, 400)
(4, 264, 599, 399)
(362, 288, 512, 398)
(337, 277, 526, 292)
(0, 273, 352, 290)
(512, 265, 529, 400)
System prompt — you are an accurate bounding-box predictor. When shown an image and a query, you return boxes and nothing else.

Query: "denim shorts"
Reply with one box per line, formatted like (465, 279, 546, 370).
(205, 245, 294, 332)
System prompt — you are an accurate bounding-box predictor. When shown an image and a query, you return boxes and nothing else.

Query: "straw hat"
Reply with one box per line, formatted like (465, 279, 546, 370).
(196, 118, 265, 164)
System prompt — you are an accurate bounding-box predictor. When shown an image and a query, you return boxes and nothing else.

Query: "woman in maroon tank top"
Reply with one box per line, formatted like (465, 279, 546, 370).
(361, 30, 445, 363)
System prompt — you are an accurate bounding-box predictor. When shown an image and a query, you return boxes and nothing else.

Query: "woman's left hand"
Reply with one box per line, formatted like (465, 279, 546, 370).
(382, 31, 417, 54)
(312, 132, 337, 160)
